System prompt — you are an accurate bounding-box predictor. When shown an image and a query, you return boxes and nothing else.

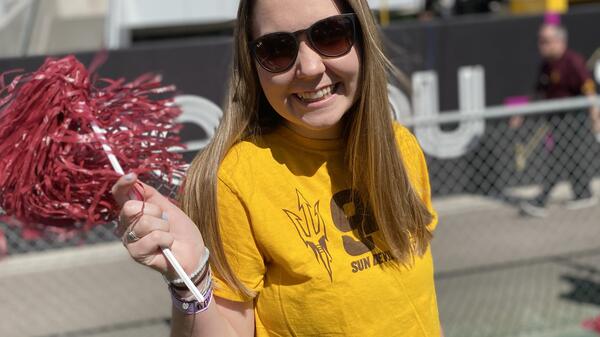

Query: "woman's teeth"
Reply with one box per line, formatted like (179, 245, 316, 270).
(296, 84, 336, 102)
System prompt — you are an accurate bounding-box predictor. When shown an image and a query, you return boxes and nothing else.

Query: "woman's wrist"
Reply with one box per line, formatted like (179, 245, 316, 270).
(169, 268, 214, 315)
(163, 246, 210, 287)
(171, 267, 213, 297)
(170, 280, 214, 315)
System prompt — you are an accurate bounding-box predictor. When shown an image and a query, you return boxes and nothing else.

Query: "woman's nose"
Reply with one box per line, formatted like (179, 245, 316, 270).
(294, 41, 326, 79)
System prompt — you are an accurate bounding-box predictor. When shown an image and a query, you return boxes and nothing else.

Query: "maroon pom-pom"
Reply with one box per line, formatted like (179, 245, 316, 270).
(0, 228, 6, 257)
(0, 55, 186, 232)
(583, 315, 600, 334)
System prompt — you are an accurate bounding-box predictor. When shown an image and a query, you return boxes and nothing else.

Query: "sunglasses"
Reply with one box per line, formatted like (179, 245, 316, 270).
(249, 13, 358, 73)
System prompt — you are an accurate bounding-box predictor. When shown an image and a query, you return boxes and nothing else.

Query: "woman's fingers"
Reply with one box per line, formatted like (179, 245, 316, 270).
(111, 173, 139, 206)
(111, 173, 176, 212)
(121, 200, 162, 219)
(111, 172, 205, 275)
(115, 199, 162, 236)
(127, 215, 170, 240)
(126, 230, 175, 271)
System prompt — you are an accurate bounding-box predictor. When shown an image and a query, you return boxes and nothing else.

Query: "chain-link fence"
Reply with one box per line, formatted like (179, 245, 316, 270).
(422, 98, 600, 337)
(1, 98, 600, 337)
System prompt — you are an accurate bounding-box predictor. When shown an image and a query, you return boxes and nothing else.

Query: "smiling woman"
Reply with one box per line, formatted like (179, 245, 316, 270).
(112, 0, 441, 336)
(250, 3, 361, 139)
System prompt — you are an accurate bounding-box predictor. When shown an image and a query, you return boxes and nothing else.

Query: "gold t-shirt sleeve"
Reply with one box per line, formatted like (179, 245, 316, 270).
(212, 177, 266, 302)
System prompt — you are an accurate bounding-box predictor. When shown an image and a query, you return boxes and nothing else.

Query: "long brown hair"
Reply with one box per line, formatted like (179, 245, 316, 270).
(180, 0, 433, 299)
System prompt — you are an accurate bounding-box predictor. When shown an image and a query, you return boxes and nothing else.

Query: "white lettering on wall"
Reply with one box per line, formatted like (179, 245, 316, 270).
(387, 83, 412, 122)
(412, 66, 485, 159)
(174, 95, 223, 151)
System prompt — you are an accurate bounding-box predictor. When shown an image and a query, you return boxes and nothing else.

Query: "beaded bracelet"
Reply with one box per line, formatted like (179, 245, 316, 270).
(169, 275, 214, 315)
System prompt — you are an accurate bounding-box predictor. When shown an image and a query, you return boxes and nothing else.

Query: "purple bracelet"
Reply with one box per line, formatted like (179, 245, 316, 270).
(170, 283, 213, 315)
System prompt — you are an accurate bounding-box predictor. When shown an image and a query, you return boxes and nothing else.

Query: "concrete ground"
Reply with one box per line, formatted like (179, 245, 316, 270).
(434, 190, 600, 337)
(1, 183, 600, 337)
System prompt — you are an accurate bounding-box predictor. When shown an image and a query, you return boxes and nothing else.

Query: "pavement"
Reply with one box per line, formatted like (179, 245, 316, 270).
(1, 182, 600, 337)
(434, 191, 600, 337)
(0, 243, 171, 337)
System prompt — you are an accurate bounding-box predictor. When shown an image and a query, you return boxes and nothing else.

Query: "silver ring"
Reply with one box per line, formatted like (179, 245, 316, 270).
(126, 230, 140, 243)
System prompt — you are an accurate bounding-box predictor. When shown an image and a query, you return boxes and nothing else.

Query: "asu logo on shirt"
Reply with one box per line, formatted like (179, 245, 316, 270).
(283, 189, 334, 281)
(283, 187, 400, 281)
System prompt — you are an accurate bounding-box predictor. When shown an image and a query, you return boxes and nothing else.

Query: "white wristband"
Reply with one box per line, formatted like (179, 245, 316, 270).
(164, 247, 210, 287)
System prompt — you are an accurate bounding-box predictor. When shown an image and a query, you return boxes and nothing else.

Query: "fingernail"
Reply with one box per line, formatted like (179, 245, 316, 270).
(162, 211, 168, 221)
(124, 173, 135, 182)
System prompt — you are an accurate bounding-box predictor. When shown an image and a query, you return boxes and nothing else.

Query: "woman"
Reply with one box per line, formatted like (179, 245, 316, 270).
(112, 0, 441, 336)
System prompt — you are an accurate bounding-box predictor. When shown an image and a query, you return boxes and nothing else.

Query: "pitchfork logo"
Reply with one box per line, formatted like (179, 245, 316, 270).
(283, 189, 333, 281)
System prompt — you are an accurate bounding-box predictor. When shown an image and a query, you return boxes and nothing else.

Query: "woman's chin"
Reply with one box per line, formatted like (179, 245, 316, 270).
(285, 118, 343, 139)
(302, 110, 346, 128)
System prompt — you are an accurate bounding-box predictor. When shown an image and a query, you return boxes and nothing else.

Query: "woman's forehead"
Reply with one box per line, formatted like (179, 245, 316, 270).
(251, 0, 344, 38)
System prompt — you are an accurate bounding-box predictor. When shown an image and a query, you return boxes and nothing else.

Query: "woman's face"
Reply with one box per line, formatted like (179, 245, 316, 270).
(251, 0, 361, 139)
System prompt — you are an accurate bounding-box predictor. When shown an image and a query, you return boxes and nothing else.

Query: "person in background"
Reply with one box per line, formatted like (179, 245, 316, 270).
(516, 21, 600, 217)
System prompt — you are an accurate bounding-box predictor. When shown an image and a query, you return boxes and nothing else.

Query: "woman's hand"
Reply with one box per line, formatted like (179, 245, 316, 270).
(111, 173, 205, 279)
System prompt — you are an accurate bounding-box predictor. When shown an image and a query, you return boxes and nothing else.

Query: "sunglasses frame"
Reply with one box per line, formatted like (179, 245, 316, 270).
(249, 13, 358, 73)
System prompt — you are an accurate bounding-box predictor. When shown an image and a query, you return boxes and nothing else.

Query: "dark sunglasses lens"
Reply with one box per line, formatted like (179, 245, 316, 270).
(310, 16, 355, 57)
(254, 33, 298, 72)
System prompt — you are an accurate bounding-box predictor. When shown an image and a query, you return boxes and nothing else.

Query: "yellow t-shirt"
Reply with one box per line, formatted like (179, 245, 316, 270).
(213, 123, 440, 337)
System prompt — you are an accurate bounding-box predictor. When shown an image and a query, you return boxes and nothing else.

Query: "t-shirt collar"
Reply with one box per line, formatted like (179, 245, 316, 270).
(274, 124, 344, 152)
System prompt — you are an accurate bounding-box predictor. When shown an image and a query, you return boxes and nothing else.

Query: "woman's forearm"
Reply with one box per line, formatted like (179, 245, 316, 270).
(170, 301, 240, 337)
